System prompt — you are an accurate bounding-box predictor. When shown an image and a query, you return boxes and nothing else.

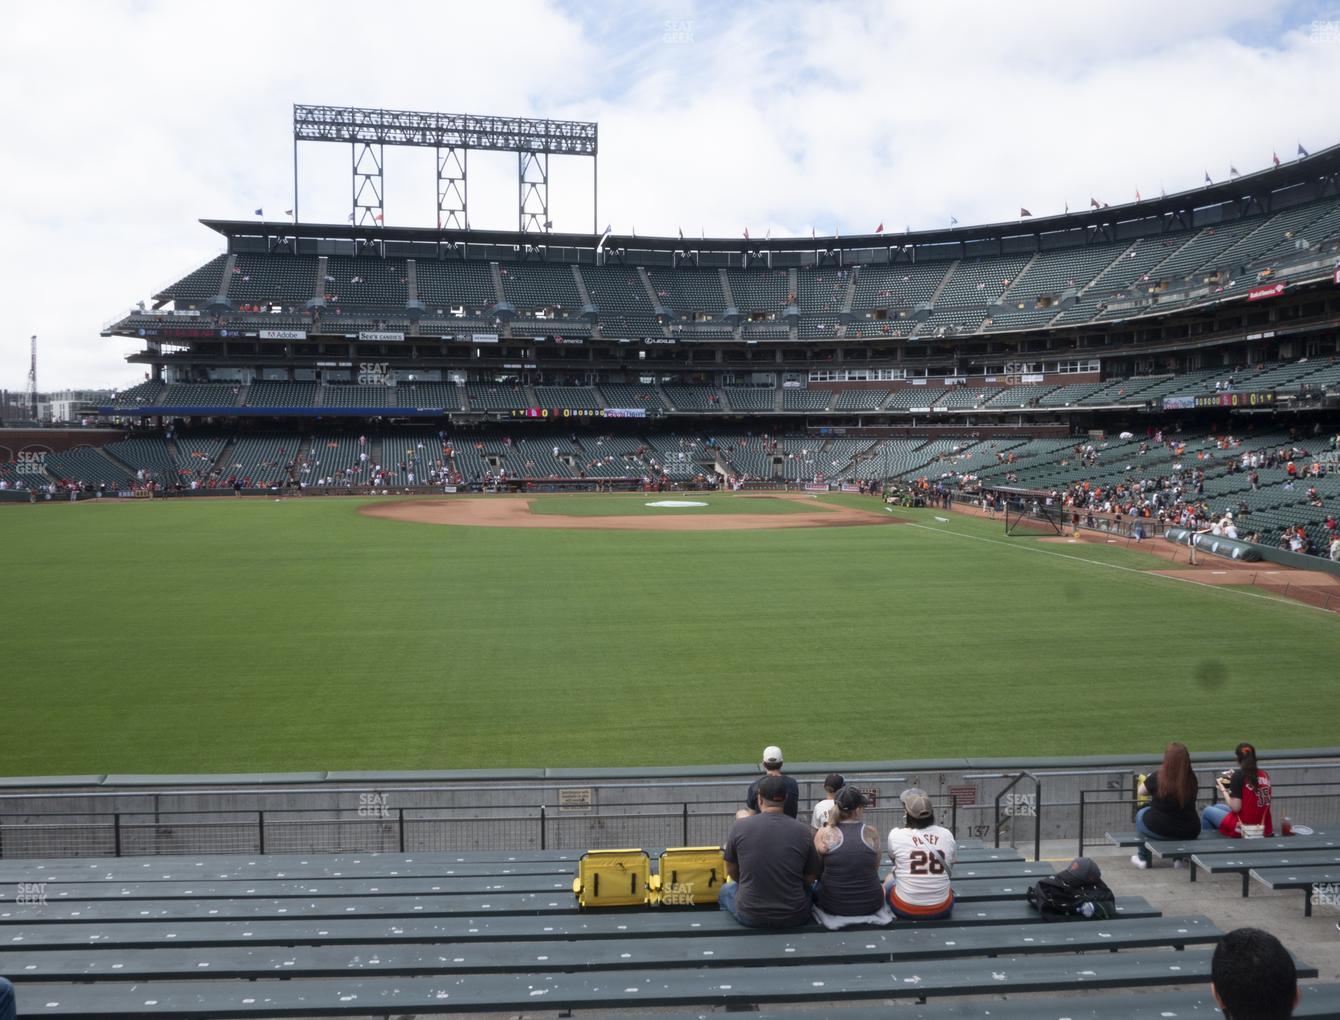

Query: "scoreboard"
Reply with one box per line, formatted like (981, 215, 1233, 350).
(1191, 390, 1276, 409)
(509, 407, 649, 419)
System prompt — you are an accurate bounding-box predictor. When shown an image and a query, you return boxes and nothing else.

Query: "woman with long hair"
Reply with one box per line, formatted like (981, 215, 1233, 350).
(811, 785, 887, 925)
(1203, 742, 1274, 838)
(1132, 741, 1200, 868)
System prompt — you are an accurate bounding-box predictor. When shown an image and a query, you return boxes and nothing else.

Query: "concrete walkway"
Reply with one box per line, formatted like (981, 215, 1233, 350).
(1044, 838, 1340, 980)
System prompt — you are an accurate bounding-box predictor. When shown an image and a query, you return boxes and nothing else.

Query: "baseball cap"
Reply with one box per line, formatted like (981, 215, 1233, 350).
(762, 745, 784, 767)
(757, 775, 789, 803)
(1055, 856, 1102, 886)
(824, 772, 846, 792)
(834, 785, 866, 811)
(900, 787, 933, 819)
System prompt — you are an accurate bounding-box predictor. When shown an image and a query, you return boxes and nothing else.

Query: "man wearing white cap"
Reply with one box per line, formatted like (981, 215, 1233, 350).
(740, 745, 800, 819)
(1220, 512, 1238, 540)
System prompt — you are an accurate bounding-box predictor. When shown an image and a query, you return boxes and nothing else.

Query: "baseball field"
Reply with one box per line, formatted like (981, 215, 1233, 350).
(3, 491, 1338, 777)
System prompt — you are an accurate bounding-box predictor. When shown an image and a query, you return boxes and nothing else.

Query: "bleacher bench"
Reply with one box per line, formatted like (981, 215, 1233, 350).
(2, 847, 1332, 1019)
(14, 948, 1320, 1018)
(1189, 847, 1340, 897)
(1250, 865, 1340, 916)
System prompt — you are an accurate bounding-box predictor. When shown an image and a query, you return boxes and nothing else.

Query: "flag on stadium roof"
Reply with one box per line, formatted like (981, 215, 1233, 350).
(950, 216, 958, 226)
(1019, 208, 1031, 218)
(1272, 151, 1280, 167)
(875, 222, 884, 233)
(1298, 143, 1309, 158)
(1135, 188, 1141, 201)
(678, 227, 684, 240)
(284, 209, 294, 217)
(373, 212, 384, 223)
(347, 213, 355, 223)
(743, 227, 750, 239)
(254, 208, 263, 216)
(1229, 165, 1240, 178)
(1204, 171, 1212, 184)
(1090, 197, 1100, 209)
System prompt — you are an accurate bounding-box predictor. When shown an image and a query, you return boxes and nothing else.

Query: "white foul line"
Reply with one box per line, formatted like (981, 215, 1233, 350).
(900, 521, 1340, 617)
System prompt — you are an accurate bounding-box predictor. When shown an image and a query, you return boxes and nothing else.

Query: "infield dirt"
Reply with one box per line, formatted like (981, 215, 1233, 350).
(360, 493, 903, 531)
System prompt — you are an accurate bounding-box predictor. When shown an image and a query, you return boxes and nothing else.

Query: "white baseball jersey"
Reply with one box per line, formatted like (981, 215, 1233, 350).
(811, 798, 835, 829)
(886, 825, 956, 908)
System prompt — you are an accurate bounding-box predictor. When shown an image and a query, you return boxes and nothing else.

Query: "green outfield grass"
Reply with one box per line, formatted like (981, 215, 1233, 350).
(526, 493, 833, 516)
(2, 495, 1338, 776)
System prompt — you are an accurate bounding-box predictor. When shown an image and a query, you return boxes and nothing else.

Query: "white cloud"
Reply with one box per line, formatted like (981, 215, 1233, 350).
(1, 0, 1335, 389)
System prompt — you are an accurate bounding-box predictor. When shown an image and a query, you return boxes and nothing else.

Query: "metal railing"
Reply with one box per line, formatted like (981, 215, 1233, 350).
(1076, 781, 1340, 857)
(1, 765, 1336, 862)
(0, 799, 962, 860)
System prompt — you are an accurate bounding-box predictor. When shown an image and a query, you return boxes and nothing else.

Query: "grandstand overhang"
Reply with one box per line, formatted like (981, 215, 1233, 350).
(222, 140, 1340, 263)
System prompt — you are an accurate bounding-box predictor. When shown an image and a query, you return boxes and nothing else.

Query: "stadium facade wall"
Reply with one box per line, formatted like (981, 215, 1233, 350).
(0, 428, 125, 455)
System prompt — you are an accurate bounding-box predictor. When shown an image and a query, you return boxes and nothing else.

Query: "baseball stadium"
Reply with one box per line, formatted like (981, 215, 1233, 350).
(3, 95, 1340, 1017)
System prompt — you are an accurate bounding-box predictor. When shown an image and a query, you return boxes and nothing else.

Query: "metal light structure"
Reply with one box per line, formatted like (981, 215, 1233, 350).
(292, 104, 599, 233)
(27, 334, 38, 419)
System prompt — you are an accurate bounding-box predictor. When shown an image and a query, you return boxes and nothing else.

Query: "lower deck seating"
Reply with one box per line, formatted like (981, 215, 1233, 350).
(0, 847, 1327, 1018)
(41, 449, 134, 487)
(1109, 829, 1339, 912)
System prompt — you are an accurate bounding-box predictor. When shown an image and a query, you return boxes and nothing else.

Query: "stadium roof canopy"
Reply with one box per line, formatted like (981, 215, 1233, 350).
(203, 141, 1340, 260)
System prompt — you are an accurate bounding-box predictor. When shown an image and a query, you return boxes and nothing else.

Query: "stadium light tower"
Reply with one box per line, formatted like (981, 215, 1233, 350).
(27, 334, 38, 419)
(292, 104, 599, 233)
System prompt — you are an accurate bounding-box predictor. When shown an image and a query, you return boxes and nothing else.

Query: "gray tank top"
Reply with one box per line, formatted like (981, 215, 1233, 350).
(816, 821, 884, 915)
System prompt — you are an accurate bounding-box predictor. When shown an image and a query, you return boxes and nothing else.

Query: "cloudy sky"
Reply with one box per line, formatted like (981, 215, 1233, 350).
(3, 0, 1339, 391)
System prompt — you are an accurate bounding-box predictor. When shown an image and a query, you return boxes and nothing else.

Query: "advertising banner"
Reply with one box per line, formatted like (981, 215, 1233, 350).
(1246, 282, 1286, 302)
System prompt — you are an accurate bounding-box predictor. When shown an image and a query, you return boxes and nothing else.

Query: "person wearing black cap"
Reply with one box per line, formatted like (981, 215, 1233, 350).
(720, 774, 821, 928)
(810, 773, 846, 830)
(740, 744, 800, 819)
(812, 785, 887, 923)
(1211, 927, 1298, 1019)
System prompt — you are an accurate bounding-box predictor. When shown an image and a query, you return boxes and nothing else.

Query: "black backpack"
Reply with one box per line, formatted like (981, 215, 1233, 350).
(1026, 875, 1117, 921)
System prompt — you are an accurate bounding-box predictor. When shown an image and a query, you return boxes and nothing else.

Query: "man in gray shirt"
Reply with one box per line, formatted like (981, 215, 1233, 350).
(720, 775, 821, 927)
